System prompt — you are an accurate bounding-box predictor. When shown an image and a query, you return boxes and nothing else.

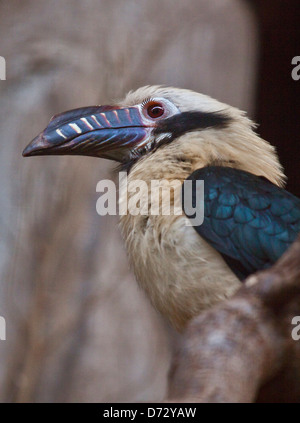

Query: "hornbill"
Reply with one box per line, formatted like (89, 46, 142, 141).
(23, 86, 300, 330)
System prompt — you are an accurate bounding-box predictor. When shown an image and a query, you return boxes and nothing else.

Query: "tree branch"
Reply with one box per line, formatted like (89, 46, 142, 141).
(167, 235, 300, 402)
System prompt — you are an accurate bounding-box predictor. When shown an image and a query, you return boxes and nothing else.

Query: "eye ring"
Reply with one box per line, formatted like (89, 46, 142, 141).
(145, 101, 165, 119)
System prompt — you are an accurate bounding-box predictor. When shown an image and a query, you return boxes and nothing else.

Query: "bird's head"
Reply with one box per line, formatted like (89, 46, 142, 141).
(23, 85, 285, 185)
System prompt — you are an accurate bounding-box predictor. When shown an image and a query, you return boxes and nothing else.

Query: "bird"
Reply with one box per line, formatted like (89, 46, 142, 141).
(22, 86, 300, 331)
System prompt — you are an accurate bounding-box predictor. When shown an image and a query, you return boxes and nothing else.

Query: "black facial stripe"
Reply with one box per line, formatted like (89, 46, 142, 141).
(120, 111, 232, 174)
(154, 110, 231, 139)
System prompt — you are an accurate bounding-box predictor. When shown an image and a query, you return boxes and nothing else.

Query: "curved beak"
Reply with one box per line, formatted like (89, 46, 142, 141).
(22, 105, 151, 163)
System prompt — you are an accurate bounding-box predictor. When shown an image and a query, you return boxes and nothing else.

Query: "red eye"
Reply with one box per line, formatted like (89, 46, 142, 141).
(146, 102, 165, 119)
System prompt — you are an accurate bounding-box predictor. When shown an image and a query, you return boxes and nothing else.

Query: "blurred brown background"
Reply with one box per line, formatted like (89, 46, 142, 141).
(0, 0, 298, 403)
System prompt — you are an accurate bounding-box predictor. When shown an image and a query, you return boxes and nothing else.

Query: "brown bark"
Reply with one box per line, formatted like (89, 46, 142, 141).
(168, 235, 300, 403)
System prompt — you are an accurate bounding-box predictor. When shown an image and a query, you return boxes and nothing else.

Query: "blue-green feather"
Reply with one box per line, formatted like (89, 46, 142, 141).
(183, 166, 300, 280)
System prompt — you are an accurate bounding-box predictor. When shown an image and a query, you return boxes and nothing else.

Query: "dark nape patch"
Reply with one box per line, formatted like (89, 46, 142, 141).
(154, 110, 232, 141)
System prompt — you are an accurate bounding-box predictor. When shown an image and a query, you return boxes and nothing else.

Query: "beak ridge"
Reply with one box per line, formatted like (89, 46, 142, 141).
(22, 105, 150, 162)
